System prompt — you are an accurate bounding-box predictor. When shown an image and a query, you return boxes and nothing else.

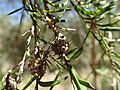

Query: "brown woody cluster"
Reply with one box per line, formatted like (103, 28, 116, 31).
(28, 46, 49, 77)
(4, 74, 18, 90)
(51, 33, 69, 55)
(28, 58, 47, 77)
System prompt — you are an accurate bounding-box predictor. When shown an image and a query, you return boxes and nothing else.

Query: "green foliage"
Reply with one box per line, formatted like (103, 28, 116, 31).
(70, 47, 83, 61)
(1, 0, 120, 90)
(69, 66, 95, 90)
(38, 76, 68, 87)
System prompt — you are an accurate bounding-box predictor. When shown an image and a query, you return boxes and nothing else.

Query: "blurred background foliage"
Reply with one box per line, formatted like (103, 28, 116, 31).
(1, 0, 120, 90)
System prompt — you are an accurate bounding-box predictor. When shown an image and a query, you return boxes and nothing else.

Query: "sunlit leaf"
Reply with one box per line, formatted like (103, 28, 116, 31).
(43, 8, 71, 13)
(112, 52, 120, 59)
(70, 47, 83, 60)
(78, 79, 95, 90)
(113, 61, 120, 70)
(24, 8, 38, 12)
(64, 0, 69, 6)
(71, 67, 95, 90)
(115, 68, 120, 76)
(38, 76, 68, 87)
(66, 48, 77, 56)
(70, 1, 114, 16)
(97, 20, 120, 27)
(48, 1, 63, 8)
(69, 67, 95, 90)
(69, 66, 81, 90)
(99, 37, 110, 51)
(33, 14, 42, 19)
(99, 27, 120, 31)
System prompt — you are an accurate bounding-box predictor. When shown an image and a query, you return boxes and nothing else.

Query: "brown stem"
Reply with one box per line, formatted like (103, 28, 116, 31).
(91, 20, 99, 90)
(91, 36, 98, 89)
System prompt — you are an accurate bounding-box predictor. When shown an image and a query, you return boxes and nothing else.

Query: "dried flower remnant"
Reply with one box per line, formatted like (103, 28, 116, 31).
(4, 74, 18, 90)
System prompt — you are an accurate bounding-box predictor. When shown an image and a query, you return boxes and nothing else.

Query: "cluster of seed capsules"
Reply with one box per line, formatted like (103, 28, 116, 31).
(28, 32, 69, 77)
(28, 58, 47, 77)
(51, 33, 69, 55)
(28, 49, 48, 77)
